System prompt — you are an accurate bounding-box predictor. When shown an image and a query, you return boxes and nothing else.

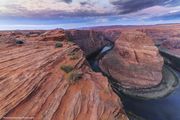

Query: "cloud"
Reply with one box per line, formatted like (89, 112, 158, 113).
(0, 0, 179, 26)
(151, 11, 180, 20)
(109, 0, 180, 14)
(119, 5, 180, 19)
(0, 0, 114, 18)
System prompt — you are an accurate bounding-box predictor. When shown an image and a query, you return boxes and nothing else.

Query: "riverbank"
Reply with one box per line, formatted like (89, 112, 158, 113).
(87, 44, 180, 120)
(112, 65, 179, 100)
(121, 70, 180, 120)
(88, 45, 179, 100)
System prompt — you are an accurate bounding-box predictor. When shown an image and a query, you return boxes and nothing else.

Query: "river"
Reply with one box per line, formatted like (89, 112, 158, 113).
(87, 45, 180, 120)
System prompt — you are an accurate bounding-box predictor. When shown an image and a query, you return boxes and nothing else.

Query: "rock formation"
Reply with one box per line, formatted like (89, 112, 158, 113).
(99, 31, 164, 89)
(66, 30, 110, 56)
(0, 30, 128, 120)
(159, 39, 180, 70)
(84, 23, 180, 46)
(135, 24, 180, 46)
(160, 39, 180, 55)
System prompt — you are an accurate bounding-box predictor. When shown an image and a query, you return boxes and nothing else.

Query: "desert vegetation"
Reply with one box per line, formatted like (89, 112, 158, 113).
(16, 40, 24, 45)
(68, 52, 79, 60)
(60, 65, 74, 73)
(55, 42, 63, 48)
(68, 70, 83, 84)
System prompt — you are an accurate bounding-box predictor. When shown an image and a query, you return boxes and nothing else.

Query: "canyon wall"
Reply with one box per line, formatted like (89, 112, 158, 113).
(159, 39, 180, 70)
(66, 30, 111, 56)
(66, 28, 166, 89)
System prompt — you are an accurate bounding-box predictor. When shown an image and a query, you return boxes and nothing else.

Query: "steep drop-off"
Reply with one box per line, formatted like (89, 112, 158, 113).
(0, 30, 128, 120)
(66, 30, 111, 56)
(67, 29, 179, 99)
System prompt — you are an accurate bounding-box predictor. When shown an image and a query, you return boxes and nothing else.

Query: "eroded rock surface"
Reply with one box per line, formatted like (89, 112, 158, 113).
(137, 24, 180, 46)
(66, 30, 110, 56)
(99, 31, 164, 89)
(159, 39, 180, 70)
(0, 30, 128, 120)
(160, 39, 180, 55)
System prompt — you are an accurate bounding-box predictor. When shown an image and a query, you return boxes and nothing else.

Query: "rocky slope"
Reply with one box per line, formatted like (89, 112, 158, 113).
(99, 31, 164, 89)
(0, 30, 128, 120)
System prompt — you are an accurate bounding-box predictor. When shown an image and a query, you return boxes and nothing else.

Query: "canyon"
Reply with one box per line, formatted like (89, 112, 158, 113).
(0, 30, 128, 120)
(0, 23, 180, 120)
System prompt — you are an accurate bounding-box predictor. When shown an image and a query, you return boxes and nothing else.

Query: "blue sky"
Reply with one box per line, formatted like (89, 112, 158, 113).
(0, 0, 180, 30)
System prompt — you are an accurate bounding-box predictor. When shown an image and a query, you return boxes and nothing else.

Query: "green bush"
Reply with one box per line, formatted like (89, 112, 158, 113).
(68, 71, 83, 84)
(16, 40, 24, 45)
(60, 65, 73, 73)
(55, 42, 63, 48)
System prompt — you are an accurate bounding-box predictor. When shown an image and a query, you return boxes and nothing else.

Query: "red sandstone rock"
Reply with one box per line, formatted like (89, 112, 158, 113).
(66, 30, 110, 56)
(40, 29, 67, 41)
(0, 30, 128, 120)
(99, 31, 164, 89)
(161, 39, 180, 50)
(159, 39, 180, 70)
(139, 27, 180, 46)
(86, 24, 180, 45)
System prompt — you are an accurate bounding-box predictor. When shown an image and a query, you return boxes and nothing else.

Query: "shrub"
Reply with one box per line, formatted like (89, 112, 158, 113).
(68, 71, 83, 84)
(60, 65, 73, 73)
(68, 51, 79, 60)
(55, 42, 63, 48)
(69, 53, 79, 60)
(16, 40, 24, 45)
(69, 55, 79, 60)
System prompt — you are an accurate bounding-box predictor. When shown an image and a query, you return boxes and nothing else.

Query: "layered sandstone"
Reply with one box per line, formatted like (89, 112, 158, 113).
(66, 30, 110, 56)
(140, 27, 180, 46)
(85, 24, 180, 45)
(0, 30, 128, 120)
(99, 31, 164, 89)
(40, 29, 67, 41)
(160, 39, 180, 55)
(159, 39, 180, 70)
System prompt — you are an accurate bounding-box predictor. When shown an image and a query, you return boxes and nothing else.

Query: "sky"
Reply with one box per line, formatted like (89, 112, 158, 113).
(0, 0, 180, 30)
